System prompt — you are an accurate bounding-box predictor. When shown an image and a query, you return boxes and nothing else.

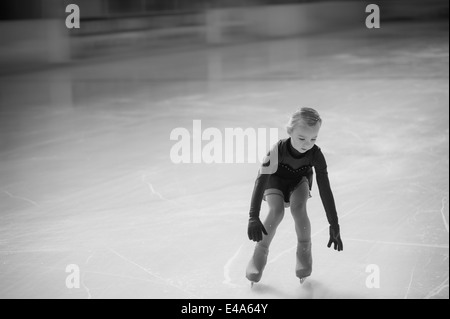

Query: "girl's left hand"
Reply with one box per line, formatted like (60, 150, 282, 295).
(327, 224, 343, 251)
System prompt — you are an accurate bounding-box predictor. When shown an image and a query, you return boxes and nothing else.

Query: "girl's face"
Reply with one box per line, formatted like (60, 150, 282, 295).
(289, 121, 321, 153)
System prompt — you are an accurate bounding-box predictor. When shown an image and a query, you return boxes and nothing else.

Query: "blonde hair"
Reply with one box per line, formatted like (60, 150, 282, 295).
(286, 107, 322, 135)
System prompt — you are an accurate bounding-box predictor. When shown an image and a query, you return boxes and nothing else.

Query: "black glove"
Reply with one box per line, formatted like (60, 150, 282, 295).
(327, 224, 343, 251)
(248, 217, 268, 242)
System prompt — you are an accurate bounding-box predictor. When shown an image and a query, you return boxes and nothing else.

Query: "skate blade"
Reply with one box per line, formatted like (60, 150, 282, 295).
(246, 271, 262, 284)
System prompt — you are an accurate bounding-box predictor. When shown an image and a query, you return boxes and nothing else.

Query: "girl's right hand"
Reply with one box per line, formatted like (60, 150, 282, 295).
(248, 217, 268, 242)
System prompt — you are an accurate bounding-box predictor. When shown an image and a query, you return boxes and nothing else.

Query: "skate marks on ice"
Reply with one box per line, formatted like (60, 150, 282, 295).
(75, 246, 204, 299)
(247, 276, 340, 299)
(439, 196, 449, 233)
(424, 277, 449, 299)
(108, 247, 201, 298)
(2, 190, 41, 208)
(223, 244, 244, 288)
(246, 274, 352, 299)
(424, 196, 449, 299)
(248, 282, 295, 299)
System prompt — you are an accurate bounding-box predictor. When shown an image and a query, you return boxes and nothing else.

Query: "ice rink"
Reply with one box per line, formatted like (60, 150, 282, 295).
(0, 19, 448, 299)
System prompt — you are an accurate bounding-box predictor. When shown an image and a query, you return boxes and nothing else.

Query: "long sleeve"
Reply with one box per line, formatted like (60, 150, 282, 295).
(248, 141, 280, 218)
(249, 172, 270, 218)
(313, 147, 339, 226)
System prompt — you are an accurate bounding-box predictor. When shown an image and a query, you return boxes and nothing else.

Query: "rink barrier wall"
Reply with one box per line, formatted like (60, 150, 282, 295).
(206, 1, 368, 44)
(0, 19, 69, 73)
(0, 0, 448, 73)
(70, 12, 206, 59)
(205, 0, 449, 44)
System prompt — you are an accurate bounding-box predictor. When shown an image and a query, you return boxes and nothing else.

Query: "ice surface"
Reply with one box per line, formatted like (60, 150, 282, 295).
(0, 20, 448, 299)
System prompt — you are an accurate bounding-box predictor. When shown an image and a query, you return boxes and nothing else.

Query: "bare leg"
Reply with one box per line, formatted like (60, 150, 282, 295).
(246, 194, 285, 283)
(290, 179, 312, 281)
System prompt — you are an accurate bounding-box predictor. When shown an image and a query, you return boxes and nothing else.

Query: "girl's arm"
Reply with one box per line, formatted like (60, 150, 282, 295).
(313, 147, 339, 227)
(247, 142, 280, 242)
(249, 171, 270, 218)
(249, 141, 280, 218)
(247, 163, 271, 242)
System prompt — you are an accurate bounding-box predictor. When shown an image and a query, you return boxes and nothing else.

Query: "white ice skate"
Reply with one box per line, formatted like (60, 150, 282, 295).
(246, 245, 269, 287)
(296, 241, 312, 285)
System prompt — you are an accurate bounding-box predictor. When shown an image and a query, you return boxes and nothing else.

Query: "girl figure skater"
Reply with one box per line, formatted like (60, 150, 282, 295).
(246, 107, 343, 284)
